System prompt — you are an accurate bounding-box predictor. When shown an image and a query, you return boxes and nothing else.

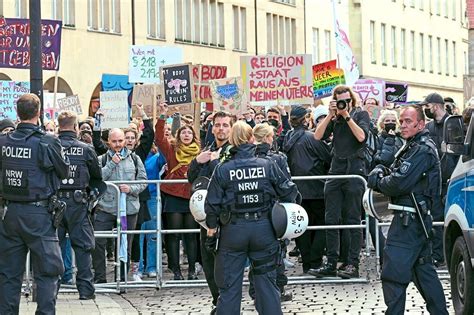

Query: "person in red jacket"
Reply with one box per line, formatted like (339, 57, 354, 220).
(155, 102, 201, 280)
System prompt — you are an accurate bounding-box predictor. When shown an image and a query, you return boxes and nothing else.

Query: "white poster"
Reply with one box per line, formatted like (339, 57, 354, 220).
(99, 90, 129, 129)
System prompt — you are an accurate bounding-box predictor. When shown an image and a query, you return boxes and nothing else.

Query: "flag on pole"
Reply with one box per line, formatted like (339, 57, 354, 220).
(119, 192, 128, 263)
(332, 0, 360, 87)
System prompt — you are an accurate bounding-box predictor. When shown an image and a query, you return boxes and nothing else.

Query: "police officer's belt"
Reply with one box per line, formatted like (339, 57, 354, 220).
(231, 210, 271, 220)
(58, 190, 86, 199)
(387, 203, 416, 213)
(7, 200, 49, 207)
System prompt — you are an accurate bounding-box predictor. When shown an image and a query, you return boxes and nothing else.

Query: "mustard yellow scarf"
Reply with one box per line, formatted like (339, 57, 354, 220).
(170, 142, 200, 174)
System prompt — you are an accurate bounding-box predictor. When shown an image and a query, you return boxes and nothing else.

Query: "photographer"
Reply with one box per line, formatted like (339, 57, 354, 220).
(311, 85, 370, 279)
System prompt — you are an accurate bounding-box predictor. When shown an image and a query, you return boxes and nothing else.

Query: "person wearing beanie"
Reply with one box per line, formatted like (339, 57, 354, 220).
(0, 119, 15, 134)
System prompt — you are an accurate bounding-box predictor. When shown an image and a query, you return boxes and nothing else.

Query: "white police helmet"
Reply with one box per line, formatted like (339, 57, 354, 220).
(189, 189, 208, 230)
(271, 202, 308, 240)
(362, 188, 392, 222)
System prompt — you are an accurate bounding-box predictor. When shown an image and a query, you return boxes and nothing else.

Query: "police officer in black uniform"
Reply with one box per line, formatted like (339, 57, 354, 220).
(367, 105, 448, 315)
(0, 94, 69, 314)
(57, 110, 104, 300)
(205, 121, 298, 315)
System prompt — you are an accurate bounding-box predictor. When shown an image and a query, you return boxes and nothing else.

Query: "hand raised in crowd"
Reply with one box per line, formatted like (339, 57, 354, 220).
(112, 153, 122, 164)
(276, 104, 287, 116)
(81, 132, 93, 144)
(135, 102, 146, 118)
(210, 148, 222, 161)
(119, 184, 131, 194)
(158, 102, 168, 116)
(196, 150, 212, 164)
(388, 128, 396, 136)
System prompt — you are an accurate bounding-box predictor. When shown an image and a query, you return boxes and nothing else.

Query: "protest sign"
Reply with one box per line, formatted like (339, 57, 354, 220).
(99, 91, 129, 129)
(167, 103, 194, 117)
(353, 79, 385, 120)
(43, 91, 66, 110)
(0, 80, 30, 120)
(313, 60, 345, 99)
(57, 95, 82, 115)
(129, 45, 183, 83)
(210, 77, 247, 115)
(131, 84, 164, 117)
(0, 17, 62, 70)
(192, 65, 227, 102)
(385, 81, 408, 103)
(241, 54, 313, 106)
(161, 64, 195, 106)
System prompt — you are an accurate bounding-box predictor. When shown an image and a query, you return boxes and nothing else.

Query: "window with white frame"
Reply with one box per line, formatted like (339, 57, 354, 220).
(445, 39, 449, 75)
(266, 13, 296, 54)
(410, 0, 415, 8)
(148, 0, 165, 39)
(88, 0, 120, 33)
(465, 51, 468, 75)
(452, 0, 456, 20)
(428, 35, 433, 73)
(324, 30, 332, 61)
(176, 0, 224, 47)
(443, 0, 448, 17)
(435, 0, 440, 15)
(410, 31, 415, 70)
(370, 21, 376, 63)
(437, 37, 442, 74)
(419, 0, 423, 10)
(312, 28, 320, 64)
(53, 0, 75, 26)
(419, 33, 424, 71)
(15, 0, 27, 17)
(453, 41, 457, 76)
(381, 23, 386, 65)
(391, 26, 397, 66)
(401, 28, 406, 68)
(233, 5, 247, 51)
(272, 0, 295, 5)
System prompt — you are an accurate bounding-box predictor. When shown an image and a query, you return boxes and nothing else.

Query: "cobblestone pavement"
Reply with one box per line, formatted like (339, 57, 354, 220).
(19, 251, 455, 314)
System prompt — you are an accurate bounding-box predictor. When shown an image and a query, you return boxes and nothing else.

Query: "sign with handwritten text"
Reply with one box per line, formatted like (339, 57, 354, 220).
(161, 63, 195, 106)
(241, 54, 313, 106)
(191, 64, 227, 102)
(128, 45, 183, 83)
(57, 95, 82, 115)
(0, 80, 30, 120)
(210, 77, 247, 115)
(99, 91, 129, 129)
(312, 60, 345, 99)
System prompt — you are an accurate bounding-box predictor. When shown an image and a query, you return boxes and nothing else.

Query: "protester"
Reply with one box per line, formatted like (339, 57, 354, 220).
(0, 118, 15, 134)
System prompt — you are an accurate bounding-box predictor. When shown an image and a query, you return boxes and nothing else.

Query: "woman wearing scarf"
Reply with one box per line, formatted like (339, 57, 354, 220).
(155, 102, 201, 280)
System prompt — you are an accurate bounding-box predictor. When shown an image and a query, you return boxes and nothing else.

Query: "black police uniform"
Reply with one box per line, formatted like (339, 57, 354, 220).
(57, 130, 103, 299)
(188, 140, 231, 307)
(0, 123, 69, 314)
(367, 130, 448, 315)
(205, 143, 298, 315)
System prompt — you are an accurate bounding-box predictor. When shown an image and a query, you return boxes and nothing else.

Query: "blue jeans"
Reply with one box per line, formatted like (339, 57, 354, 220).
(139, 198, 159, 274)
(61, 238, 74, 282)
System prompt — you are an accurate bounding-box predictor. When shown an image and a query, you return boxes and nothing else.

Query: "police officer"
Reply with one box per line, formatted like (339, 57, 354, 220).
(57, 111, 104, 300)
(367, 105, 448, 315)
(0, 94, 69, 314)
(205, 121, 298, 315)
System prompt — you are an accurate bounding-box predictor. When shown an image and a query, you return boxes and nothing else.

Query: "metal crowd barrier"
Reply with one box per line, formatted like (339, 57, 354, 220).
(42, 175, 447, 295)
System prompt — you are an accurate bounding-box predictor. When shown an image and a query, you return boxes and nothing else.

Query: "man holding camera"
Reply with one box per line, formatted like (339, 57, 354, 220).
(311, 85, 370, 279)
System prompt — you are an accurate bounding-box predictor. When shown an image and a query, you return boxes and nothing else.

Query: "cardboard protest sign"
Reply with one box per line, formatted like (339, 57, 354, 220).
(129, 45, 183, 83)
(313, 60, 345, 99)
(352, 79, 385, 120)
(192, 65, 227, 102)
(57, 95, 82, 115)
(385, 81, 408, 103)
(167, 103, 194, 117)
(161, 64, 195, 106)
(99, 91, 129, 129)
(210, 77, 247, 115)
(131, 84, 164, 117)
(0, 17, 62, 70)
(43, 91, 66, 110)
(0, 81, 30, 120)
(241, 54, 313, 106)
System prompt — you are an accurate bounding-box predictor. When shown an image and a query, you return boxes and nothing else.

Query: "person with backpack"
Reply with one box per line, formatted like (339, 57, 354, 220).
(92, 128, 148, 284)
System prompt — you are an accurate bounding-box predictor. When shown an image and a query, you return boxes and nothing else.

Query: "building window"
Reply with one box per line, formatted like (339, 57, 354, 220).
(443, 0, 448, 17)
(437, 37, 442, 74)
(370, 21, 376, 63)
(266, 13, 296, 54)
(465, 51, 468, 75)
(419, 33, 424, 71)
(52, 0, 76, 26)
(445, 39, 449, 75)
(15, 0, 27, 17)
(410, 31, 415, 70)
(176, 0, 224, 47)
(233, 5, 246, 51)
(391, 26, 397, 67)
(401, 28, 406, 68)
(419, 0, 423, 10)
(312, 28, 320, 64)
(381, 23, 386, 65)
(428, 35, 433, 73)
(410, 0, 415, 8)
(435, 0, 440, 15)
(88, 0, 121, 33)
(452, 0, 456, 20)
(272, 0, 295, 5)
(324, 30, 332, 61)
(453, 41, 457, 76)
(147, 0, 165, 39)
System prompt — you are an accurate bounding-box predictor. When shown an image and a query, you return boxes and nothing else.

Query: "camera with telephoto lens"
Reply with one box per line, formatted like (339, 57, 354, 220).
(336, 99, 349, 110)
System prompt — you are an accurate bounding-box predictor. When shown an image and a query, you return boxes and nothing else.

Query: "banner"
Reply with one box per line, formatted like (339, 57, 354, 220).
(161, 64, 195, 106)
(332, 1, 359, 86)
(313, 60, 345, 99)
(0, 17, 62, 70)
(129, 45, 183, 83)
(192, 65, 227, 102)
(353, 79, 385, 120)
(385, 81, 408, 103)
(131, 84, 164, 117)
(57, 95, 82, 115)
(241, 54, 313, 106)
(210, 77, 247, 115)
(99, 91, 129, 129)
(0, 80, 30, 120)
